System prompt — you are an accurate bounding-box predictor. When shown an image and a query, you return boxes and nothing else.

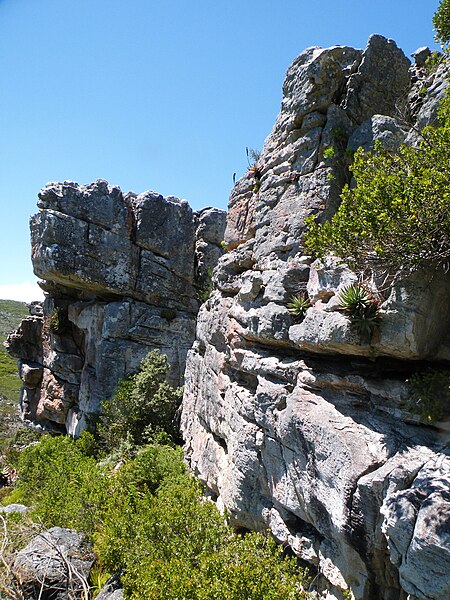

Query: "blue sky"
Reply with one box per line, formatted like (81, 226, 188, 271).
(0, 0, 440, 301)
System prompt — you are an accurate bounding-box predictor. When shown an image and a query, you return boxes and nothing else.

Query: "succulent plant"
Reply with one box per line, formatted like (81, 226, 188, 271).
(338, 283, 382, 339)
(287, 293, 311, 321)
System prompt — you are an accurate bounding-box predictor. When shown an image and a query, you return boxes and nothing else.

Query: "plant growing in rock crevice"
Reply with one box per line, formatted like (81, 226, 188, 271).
(406, 369, 450, 423)
(287, 293, 312, 322)
(246, 146, 262, 192)
(338, 283, 382, 340)
(45, 307, 66, 334)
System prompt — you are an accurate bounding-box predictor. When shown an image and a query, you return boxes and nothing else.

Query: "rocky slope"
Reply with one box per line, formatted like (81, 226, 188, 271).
(180, 36, 450, 600)
(6, 182, 226, 435)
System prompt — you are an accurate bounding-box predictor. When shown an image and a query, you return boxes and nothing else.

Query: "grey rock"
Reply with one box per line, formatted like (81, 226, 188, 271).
(38, 180, 130, 236)
(8, 182, 225, 433)
(5, 316, 43, 363)
(415, 60, 449, 130)
(196, 207, 227, 245)
(182, 34, 450, 600)
(133, 190, 195, 279)
(344, 35, 411, 125)
(0, 504, 30, 515)
(411, 46, 431, 67)
(95, 574, 123, 600)
(348, 114, 408, 152)
(381, 456, 450, 600)
(13, 527, 94, 599)
(27, 301, 43, 316)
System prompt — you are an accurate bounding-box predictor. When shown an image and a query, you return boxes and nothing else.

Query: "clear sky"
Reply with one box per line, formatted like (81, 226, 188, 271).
(0, 0, 440, 302)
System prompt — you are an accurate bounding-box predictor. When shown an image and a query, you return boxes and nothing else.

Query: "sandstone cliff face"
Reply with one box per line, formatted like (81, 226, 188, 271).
(6, 181, 226, 435)
(181, 37, 450, 600)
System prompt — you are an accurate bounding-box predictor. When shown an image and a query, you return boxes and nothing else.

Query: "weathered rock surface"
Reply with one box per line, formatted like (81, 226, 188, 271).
(13, 527, 94, 599)
(6, 181, 226, 435)
(181, 36, 450, 600)
(96, 574, 124, 600)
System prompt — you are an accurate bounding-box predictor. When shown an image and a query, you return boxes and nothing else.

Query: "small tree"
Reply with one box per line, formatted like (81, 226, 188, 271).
(99, 350, 183, 450)
(434, 0, 450, 47)
(305, 92, 450, 277)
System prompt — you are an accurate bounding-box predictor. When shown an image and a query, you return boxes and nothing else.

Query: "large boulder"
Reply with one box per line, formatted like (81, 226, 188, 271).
(13, 527, 94, 600)
(7, 181, 226, 435)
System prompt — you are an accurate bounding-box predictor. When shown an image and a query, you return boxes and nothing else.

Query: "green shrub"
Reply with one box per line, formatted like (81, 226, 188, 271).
(305, 91, 450, 276)
(113, 478, 310, 600)
(407, 370, 450, 423)
(6, 431, 312, 599)
(424, 51, 442, 74)
(13, 432, 108, 536)
(323, 146, 336, 159)
(434, 0, 450, 47)
(99, 350, 183, 450)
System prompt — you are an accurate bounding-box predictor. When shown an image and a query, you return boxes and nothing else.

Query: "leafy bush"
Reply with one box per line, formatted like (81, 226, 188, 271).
(433, 0, 450, 46)
(407, 370, 450, 422)
(99, 350, 183, 449)
(6, 430, 312, 599)
(104, 477, 310, 600)
(305, 92, 450, 276)
(12, 432, 108, 536)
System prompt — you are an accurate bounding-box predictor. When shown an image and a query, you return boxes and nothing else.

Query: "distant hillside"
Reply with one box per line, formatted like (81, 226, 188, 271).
(0, 299, 28, 341)
(0, 299, 29, 449)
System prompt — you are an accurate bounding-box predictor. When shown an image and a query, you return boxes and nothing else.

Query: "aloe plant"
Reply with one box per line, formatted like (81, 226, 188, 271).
(287, 293, 311, 321)
(338, 283, 381, 338)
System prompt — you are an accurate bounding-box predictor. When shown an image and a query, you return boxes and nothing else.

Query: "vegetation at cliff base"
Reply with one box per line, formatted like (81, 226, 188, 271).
(1, 434, 311, 599)
(99, 350, 184, 449)
(0, 300, 29, 453)
(0, 351, 312, 599)
(305, 92, 450, 276)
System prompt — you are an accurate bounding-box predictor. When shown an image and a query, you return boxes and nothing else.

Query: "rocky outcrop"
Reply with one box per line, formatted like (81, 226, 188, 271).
(6, 181, 226, 435)
(181, 36, 450, 600)
(12, 527, 94, 599)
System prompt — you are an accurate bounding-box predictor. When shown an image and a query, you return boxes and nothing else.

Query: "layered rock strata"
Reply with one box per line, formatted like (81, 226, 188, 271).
(181, 36, 450, 600)
(6, 181, 226, 435)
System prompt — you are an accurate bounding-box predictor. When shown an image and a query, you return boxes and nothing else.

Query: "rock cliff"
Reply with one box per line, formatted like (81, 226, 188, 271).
(5, 33, 450, 600)
(6, 181, 226, 435)
(181, 36, 450, 600)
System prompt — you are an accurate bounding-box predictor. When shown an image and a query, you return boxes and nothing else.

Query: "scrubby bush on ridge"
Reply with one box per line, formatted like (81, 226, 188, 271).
(305, 90, 450, 277)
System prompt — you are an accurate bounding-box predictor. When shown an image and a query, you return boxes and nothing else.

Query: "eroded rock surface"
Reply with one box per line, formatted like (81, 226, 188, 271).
(13, 527, 94, 600)
(6, 181, 226, 435)
(181, 37, 450, 600)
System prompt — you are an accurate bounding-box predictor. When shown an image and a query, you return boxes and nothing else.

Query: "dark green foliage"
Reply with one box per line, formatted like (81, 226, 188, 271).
(407, 370, 450, 423)
(323, 146, 336, 159)
(8, 432, 310, 598)
(305, 92, 450, 276)
(99, 350, 183, 449)
(106, 477, 310, 600)
(45, 307, 68, 334)
(287, 293, 311, 321)
(433, 0, 450, 46)
(246, 146, 262, 192)
(338, 283, 382, 339)
(424, 51, 442, 74)
(12, 432, 108, 535)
